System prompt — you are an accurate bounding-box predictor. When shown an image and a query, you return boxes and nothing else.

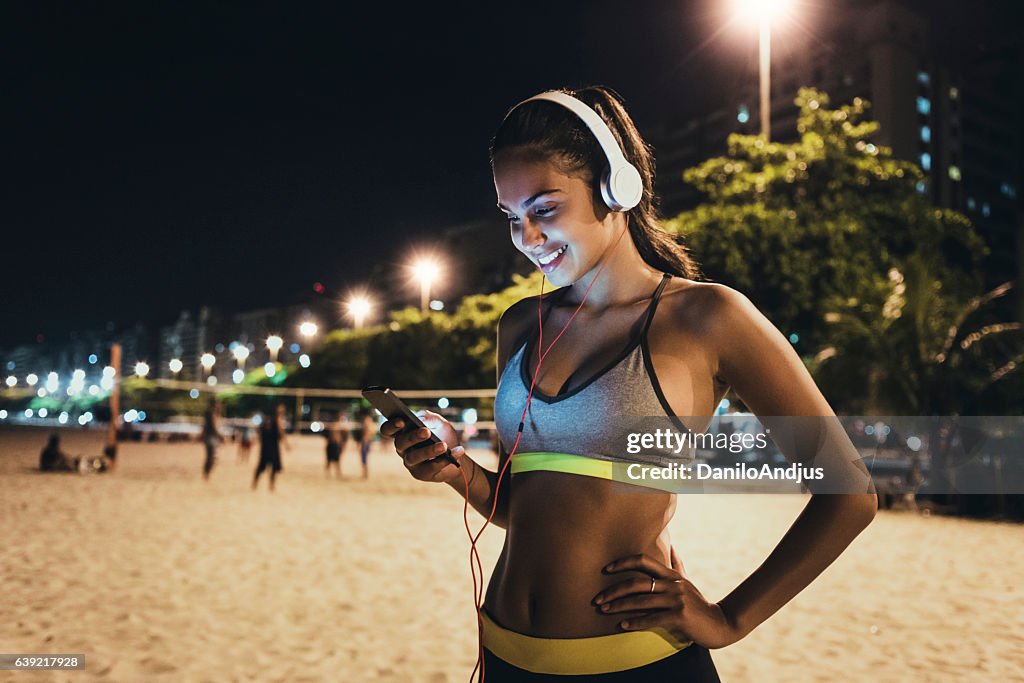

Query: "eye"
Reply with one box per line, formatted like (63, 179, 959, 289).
(534, 205, 555, 217)
(506, 213, 521, 225)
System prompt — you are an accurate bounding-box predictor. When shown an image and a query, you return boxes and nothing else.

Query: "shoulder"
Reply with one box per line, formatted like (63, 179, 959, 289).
(497, 289, 559, 350)
(659, 279, 762, 338)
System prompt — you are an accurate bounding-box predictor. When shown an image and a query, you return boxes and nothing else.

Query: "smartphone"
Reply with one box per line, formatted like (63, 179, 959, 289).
(361, 386, 459, 467)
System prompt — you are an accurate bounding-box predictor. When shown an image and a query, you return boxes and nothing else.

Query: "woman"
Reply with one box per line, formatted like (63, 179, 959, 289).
(382, 86, 876, 680)
(201, 399, 224, 481)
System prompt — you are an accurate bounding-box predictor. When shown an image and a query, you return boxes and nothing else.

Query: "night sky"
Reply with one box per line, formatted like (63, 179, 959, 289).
(2, 0, 1012, 348)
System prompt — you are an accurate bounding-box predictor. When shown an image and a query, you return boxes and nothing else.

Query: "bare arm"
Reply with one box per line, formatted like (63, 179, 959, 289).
(708, 286, 877, 640)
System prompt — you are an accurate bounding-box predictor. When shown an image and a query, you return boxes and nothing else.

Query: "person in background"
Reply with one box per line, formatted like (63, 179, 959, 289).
(201, 398, 225, 481)
(357, 408, 375, 480)
(39, 433, 76, 472)
(236, 423, 253, 464)
(253, 403, 290, 492)
(323, 412, 349, 479)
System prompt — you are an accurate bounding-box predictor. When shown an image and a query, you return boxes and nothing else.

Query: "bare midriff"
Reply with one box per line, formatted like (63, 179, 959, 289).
(482, 469, 678, 638)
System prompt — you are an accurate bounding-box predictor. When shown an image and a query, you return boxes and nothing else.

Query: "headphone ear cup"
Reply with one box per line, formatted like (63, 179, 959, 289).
(605, 163, 643, 212)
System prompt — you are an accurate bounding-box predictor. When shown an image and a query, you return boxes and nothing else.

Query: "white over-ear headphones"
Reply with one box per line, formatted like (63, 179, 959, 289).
(509, 90, 644, 212)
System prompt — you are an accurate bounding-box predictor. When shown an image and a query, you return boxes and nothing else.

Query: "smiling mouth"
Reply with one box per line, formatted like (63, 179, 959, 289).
(537, 245, 567, 266)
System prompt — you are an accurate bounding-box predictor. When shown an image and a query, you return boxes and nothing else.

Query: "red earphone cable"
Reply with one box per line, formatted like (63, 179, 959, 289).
(462, 227, 629, 682)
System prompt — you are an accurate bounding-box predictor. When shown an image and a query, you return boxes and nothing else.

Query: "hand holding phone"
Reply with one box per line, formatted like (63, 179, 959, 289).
(362, 386, 461, 469)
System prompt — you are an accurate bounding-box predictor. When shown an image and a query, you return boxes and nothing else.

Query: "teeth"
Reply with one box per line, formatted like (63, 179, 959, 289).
(538, 245, 567, 265)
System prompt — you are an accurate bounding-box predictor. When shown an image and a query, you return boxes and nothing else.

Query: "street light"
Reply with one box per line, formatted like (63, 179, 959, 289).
(266, 335, 283, 363)
(200, 352, 216, 377)
(346, 295, 372, 329)
(733, 0, 792, 141)
(169, 358, 183, 376)
(411, 257, 442, 312)
(134, 362, 150, 379)
(299, 321, 318, 339)
(232, 345, 250, 369)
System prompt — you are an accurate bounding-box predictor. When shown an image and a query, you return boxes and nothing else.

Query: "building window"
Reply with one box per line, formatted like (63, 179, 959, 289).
(967, 197, 976, 210)
(917, 71, 930, 86)
(920, 125, 931, 143)
(982, 202, 991, 217)
(916, 96, 931, 116)
(948, 165, 961, 182)
(920, 153, 932, 172)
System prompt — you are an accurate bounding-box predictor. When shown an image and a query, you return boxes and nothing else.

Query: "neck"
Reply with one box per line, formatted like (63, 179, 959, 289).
(564, 228, 665, 310)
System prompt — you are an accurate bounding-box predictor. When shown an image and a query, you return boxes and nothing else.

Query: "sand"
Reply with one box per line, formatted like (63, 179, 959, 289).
(1, 425, 1022, 682)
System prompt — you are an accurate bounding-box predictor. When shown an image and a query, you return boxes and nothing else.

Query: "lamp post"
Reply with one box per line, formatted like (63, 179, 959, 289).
(232, 345, 250, 370)
(266, 335, 283, 363)
(200, 352, 216, 379)
(734, 0, 791, 142)
(411, 257, 441, 312)
(346, 295, 372, 330)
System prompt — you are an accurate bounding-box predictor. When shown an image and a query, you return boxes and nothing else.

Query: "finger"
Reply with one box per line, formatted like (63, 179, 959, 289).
(380, 419, 405, 438)
(409, 455, 460, 483)
(403, 441, 450, 468)
(604, 554, 683, 581)
(594, 576, 682, 605)
(598, 592, 683, 615)
(394, 427, 433, 453)
(619, 611, 689, 633)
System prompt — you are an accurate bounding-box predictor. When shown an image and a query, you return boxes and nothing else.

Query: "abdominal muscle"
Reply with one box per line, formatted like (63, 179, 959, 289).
(482, 470, 678, 638)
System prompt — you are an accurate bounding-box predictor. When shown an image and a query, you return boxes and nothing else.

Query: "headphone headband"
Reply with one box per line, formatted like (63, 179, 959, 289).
(506, 90, 643, 212)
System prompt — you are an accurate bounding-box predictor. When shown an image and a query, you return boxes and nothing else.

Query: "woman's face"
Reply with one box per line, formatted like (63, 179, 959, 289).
(493, 148, 617, 286)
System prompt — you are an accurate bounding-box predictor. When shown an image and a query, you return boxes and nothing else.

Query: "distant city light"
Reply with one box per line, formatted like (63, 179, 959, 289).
(38, 408, 48, 418)
(289, 343, 300, 354)
(135, 362, 150, 378)
(4, 375, 15, 387)
(298, 354, 311, 368)
(299, 321, 318, 338)
(46, 372, 59, 393)
(310, 421, 323, 433)
(88, 354, 98, 364)
(732, 0, 793, 24)
(207, 375, 218, 386)
(916, 96, 930, 116)
(232, 369, 245, 384)
(737, 104, 750, 124)
(0, 409, 7, 419)
(37, 388, 47, 398)
(215, 343, 225, 353)
(907, 436, 922, 451)
(99, 376, 114, 391)
(429, 299, 444, 311)
(919, 152, 931, 172)
(788, 333, 800, 344)
(169, 358, 184, 374)
(89, 384, 101, 396)
(266, 335, 284, 362)
(438, 397, 450, 409)
(233, 345, 250, 363)
(920, 125, 931, 143)
(948, 165, 961, 182)
(124, 409, 139, 423)
(189, 389, 200, 399)
(26, 373, 38, 386)
(78, 415, 89, 426)
(462, 408, 478, 425)
(138, 411, 147, 421)
(102, 366, 115, 377)
(24, 409, 34, 418)
(58, 412, 69, 424)
(264, 362, 276, 377)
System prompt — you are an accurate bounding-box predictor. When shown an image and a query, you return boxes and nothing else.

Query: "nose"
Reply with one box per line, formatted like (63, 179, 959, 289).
(518, 218, 546, 252)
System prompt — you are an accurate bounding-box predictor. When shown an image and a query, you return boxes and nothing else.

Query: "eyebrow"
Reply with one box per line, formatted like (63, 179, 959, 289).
(497, 189, 562, 211)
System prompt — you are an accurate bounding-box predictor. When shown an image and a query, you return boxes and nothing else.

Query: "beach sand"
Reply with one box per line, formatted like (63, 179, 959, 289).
(2, 425, 1022, 682)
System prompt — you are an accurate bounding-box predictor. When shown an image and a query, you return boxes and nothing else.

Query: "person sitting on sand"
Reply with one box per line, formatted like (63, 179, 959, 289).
(40, 433, 76, 472)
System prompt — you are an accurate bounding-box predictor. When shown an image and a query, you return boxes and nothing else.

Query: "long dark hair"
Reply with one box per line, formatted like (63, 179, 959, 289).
(490, 85, 699, 280)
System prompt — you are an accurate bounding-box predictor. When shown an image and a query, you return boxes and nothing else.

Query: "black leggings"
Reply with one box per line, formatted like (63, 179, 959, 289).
(480, 643, 721, 682)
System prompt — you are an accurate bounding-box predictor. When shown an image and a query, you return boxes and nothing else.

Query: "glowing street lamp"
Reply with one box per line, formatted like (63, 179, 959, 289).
(266, 335, 284, 362)
(169, 358, 183, 376)
(299, 321, 318, 339)
(200, 353, 216, 377)
(232, 345, 250, 369)
(346, 295, 372, 329)
(134, 362, 150, 379)
(4, 375, 15, 388)
(26, 373, 38, 386)
(732, 0, 792, 141)
(411, 257, 442, 312)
